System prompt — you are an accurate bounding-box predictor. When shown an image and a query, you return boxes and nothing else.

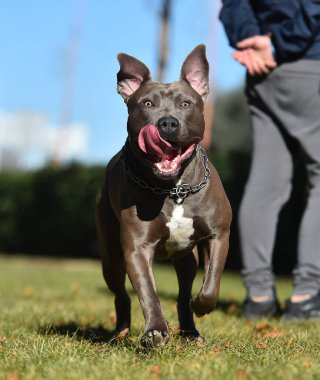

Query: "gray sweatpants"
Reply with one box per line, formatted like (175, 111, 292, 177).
(240, 60, 320, 298)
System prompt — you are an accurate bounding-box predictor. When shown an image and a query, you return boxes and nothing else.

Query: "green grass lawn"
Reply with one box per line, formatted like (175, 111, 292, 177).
(0, 255, 320, 380)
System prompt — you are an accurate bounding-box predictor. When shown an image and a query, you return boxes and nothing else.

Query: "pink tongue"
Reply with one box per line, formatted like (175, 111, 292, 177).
(138, 124, 179, 161)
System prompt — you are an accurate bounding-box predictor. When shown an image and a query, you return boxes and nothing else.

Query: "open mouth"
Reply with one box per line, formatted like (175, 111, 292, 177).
(138, 124, 196, 177)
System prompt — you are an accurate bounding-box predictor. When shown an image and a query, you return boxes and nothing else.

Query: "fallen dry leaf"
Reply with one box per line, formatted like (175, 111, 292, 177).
(7, 371, 18, 380)
(150, 365, 161, 380)
(109, 313, 116, 325)
(227, 303, 239, 314)
(236, 369, 249, 379)
(175, 344, 182, 351)
(210, 347, 221, 357)
(265, 330, 283, 339)
(150, 365, 161, 374)
(303, 358, 313, 368)
(254, 341, 269, 350)
(255, 322, 271, 333)
(24, 287, 34, 297)
(196, 340, 204, 347)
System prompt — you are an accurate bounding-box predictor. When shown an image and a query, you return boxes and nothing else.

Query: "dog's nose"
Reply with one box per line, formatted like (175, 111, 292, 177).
(157, 117, 180, 135)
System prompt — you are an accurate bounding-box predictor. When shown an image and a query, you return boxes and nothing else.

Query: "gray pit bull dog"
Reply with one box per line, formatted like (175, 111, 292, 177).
(96, 44, 232, 347)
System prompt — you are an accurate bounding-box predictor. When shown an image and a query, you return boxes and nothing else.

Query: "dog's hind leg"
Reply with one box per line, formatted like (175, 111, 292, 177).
(96, 191, 131, 335)
(173, 249, 201, 340)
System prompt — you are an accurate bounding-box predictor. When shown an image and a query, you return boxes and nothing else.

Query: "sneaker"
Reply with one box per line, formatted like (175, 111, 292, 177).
(243, 296, 280, 320)
(282, 291, 320, 320)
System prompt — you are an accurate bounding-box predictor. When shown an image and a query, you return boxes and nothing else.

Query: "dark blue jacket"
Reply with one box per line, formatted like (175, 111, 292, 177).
(220, 0, 320, 63)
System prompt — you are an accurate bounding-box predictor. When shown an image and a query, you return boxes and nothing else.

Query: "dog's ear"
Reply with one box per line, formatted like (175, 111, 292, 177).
(180, 44, 209, 102)
(117, 53, 151, 101)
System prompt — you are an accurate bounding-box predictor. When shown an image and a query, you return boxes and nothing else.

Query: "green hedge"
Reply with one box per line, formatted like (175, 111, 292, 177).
(0, 164, 105, 257)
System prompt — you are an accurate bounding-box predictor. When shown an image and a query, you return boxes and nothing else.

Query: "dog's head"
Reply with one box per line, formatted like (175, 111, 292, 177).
(117, 44, 209, 179)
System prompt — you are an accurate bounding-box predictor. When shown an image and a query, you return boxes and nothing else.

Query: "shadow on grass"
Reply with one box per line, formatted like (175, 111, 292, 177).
(39, 323, 178, 354)
(40, 323, 116, 344)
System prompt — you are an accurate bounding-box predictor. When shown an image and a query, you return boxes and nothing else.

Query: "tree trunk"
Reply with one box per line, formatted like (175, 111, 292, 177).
(157, 0, 171, 82)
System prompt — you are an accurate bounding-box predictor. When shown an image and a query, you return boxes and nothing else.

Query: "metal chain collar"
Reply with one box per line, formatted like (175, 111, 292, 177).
(121, 144, 211, 203)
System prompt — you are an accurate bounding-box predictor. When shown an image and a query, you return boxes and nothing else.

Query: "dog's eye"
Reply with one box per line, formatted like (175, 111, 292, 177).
(181, 101, 190, 107)
(143, 100, 153, 107)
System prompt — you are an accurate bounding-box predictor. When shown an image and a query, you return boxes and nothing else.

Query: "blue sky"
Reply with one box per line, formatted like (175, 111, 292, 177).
(0, 0, 245, 168)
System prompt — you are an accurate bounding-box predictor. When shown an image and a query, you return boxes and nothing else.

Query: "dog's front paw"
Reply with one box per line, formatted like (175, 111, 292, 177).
(141, 329, 170, 348)
(190, 294, 216, 317)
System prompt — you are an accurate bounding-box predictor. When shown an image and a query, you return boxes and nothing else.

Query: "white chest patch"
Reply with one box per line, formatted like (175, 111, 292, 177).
(165, 205, 194, 253)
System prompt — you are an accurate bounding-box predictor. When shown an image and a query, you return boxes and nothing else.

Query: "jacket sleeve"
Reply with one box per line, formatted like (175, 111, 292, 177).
(269, 1, 320, 62)
(219, 0, 261, 48)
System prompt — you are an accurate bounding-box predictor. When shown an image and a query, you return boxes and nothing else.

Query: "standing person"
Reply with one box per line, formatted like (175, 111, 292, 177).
(220, 1, 320, 319)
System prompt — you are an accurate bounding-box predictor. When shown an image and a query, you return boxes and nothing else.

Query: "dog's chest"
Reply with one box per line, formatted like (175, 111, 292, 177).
(164, 205, 195, 254)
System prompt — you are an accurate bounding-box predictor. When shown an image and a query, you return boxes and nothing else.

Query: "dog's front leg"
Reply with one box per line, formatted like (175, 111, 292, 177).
(123, 240, 169, 347)
(190, 229, 230, 317)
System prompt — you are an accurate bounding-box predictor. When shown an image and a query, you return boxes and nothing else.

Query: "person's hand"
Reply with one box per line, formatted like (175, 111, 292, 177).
(232, 48, 272, 75)
(232, 35, 277, 76)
